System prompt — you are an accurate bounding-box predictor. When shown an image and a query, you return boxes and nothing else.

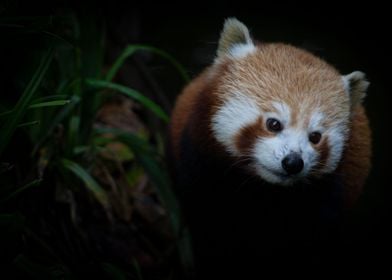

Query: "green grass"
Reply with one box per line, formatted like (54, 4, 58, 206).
(86, 79, 169, 122)
(0, 47, 54, 156)
(0, 179, 42, 204)
(105, 44, 190, 83)
(0, 11, 193, 279)
(60, 158, 109, 209)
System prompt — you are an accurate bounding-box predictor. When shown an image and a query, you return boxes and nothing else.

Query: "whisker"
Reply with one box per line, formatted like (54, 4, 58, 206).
(236, 173, 260, 192)
(225, 153, 254, 173)
(229, 156, 251, 169)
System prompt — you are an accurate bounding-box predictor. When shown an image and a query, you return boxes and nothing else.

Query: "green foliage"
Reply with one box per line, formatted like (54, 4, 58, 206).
(60, 159, 109, 209)
(0, 179, 42, 204)
(29, 100, 71, 108)
(86, 79, 169, 122)
(0, 10, 192, 279)
(0, 47, 54, 156)
(13, 255, 71, 279)
(0, 213, 25, 232)
(102, 263, 129, 280)
(105, 45, 190, 83)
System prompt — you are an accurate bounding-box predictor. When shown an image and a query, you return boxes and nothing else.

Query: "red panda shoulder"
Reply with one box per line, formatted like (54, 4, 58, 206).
(338, 105, 372, 206)
(169, 64, 228, 161)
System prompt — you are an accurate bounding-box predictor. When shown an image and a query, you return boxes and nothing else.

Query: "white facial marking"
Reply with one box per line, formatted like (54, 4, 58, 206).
(322, 127, 346, 173)
(253, 127, 317, 185)
(212, 93, 260, 155)
(251, 108, 346, 185)
(213, 94, 346, 185)
(229, 43, 256, 59)
(308, 111, 346, 174)
(272, 102, 290, 119)
(342, 75, 350, 94)
(308, 111, 325, 133)
(268, 102, 291, 126)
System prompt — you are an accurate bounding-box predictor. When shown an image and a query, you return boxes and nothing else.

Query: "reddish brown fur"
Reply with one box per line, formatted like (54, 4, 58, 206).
(235, 116, 273, 153)
(216, 43, 351, 129)
(170, 43, 372, 206)
(170, 72, 207, 160)
(337, 105, 372, 206)
(170, 62, 229, 161)
(314, 136, 330, 173)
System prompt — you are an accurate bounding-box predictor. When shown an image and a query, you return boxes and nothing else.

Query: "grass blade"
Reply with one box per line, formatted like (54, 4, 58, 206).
(102, 263, 128, 280)
(86, 79, 169, 122)
(0, 109, 13, 118)
(32, 94, 68, 104)
(73, 146, 90, 155)
(67, 115, 80, 156)
(0, 100, 70, 118)
(32, 95, 80, 155)
(177, 227, 195, 275)
(0, 46, 54, 156)
(105, 44, 189, 82)
(29, 100, 71, 109)
(13, 254, 64, 278)
(17, 120, 40, 128)
(0, 213, 25, 231)
(131, 259, 143, 280)
(0, 179, 42, 204)
(60, 158, 109, 208)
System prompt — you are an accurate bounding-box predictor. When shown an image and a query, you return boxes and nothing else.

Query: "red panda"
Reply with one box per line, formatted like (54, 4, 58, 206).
(168, 18, 371, 277)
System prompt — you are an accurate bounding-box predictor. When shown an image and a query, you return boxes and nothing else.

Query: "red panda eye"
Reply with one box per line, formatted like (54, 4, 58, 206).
(309, 132, 322, 144)
(266, 118, 283, 132)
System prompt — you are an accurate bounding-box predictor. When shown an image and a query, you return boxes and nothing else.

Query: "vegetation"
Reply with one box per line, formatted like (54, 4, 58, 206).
(0, 10, 192, 279)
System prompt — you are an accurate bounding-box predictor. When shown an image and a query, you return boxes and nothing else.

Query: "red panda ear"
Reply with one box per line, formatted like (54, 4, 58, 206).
(342, 71, 370, 110)
(217, 18, 255, 59)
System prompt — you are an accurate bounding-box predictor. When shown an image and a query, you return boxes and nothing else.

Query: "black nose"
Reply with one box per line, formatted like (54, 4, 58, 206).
(281, 153, 304, 175)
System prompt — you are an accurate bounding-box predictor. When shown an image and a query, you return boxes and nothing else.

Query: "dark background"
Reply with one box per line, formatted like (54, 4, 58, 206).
(1, 0, 390, 277)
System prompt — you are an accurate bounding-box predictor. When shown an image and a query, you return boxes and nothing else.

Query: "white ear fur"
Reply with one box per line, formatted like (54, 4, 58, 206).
(342, 71, 369, 109)
(217, 18, 256, 59)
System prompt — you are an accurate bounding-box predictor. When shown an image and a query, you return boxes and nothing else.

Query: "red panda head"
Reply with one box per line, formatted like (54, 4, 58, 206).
(209, 18, 369, 186)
